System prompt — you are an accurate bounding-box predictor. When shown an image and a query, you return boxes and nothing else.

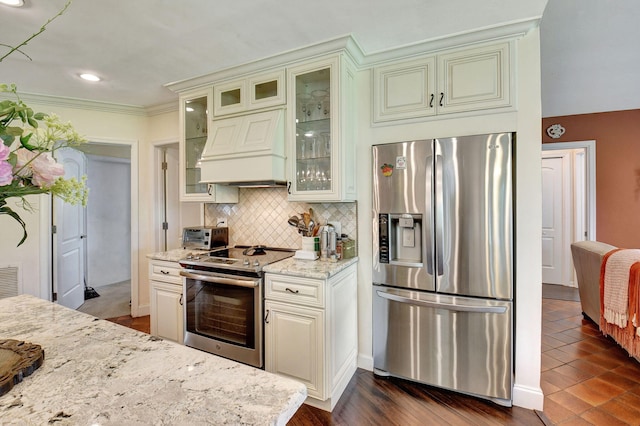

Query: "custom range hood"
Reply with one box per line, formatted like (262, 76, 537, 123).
(199, 109, 287, 187)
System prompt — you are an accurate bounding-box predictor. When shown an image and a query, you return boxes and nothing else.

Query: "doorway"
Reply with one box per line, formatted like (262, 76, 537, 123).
(152, 141, 202, 252)
(53, 140, 137, 318)
(541, 141, 596, 287)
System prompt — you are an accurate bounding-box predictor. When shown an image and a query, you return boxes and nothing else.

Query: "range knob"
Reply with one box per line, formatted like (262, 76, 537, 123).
(243, 258, 250, 266)
(253, 260, 260, 267)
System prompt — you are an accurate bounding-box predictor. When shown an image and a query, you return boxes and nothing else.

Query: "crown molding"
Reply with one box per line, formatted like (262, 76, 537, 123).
(361, 17, 541, 67)
(0, 91, 179, 117)
(2, 92, 147, 116)
(145, 101, 178, 116)
(165, 34, 366, 93)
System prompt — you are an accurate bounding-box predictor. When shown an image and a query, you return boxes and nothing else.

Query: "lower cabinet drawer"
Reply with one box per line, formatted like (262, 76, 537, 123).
(265, 274, 324, 308)
(149, 261, 182, 285)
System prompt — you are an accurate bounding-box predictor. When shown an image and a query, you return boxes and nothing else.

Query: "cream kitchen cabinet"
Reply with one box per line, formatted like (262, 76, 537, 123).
(179, 87, 238, 202)
(373, 41, 512, 122)
(213, 69, 286, 117)
(149, 260, 184, 344)
(287, 54, 357, 202)
(264, 263, 357, 411)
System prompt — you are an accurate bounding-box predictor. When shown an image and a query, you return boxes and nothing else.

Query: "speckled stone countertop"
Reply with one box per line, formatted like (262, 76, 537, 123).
(0, 295, 306, 425)
(146, 248, 196, 262)
(263, 257, 359, 279)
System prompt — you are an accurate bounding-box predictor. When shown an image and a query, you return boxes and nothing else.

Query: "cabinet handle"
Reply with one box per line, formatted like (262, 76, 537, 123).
(285, 287, 299, 294)
(207, 184, 213, 196)
(429, 93, 434, 108)
(439, 92, 444, 107)
(264, 309, 270, 324)
(179, 294, 183, 305)
(160, 270, 170, 275)
(287, 181, 291, 194)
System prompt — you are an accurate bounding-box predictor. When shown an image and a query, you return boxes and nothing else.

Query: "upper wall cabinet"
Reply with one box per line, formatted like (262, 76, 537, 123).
(287, 54, 357, 202)
(179, 87, 238, 203)
(213, 69, 286, 117)
(373, 41, 512, 123)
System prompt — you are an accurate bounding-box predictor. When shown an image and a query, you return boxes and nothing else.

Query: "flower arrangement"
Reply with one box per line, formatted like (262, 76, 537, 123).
(1, 0, 87, 246)
(0, 83, 88, 246)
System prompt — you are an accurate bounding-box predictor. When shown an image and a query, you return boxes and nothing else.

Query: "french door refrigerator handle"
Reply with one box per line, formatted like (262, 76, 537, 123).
(425, 154, 434, 275)
(434, 153, 444, 276)
(375, 289, 508, 314)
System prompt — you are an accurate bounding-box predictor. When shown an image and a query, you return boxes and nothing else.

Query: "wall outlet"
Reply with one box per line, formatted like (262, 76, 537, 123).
(216, 217, 227, 227)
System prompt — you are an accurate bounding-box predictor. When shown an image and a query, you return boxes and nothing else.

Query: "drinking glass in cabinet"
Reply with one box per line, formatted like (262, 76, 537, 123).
(184, 96, 208, 194)
(294, 67, 332, 193)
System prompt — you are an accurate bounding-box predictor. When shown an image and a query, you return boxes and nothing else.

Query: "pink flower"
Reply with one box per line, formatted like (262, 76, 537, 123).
(0, 144, 8, 161)
(14, 148, 64, 188)
(0, 144, 12, 186)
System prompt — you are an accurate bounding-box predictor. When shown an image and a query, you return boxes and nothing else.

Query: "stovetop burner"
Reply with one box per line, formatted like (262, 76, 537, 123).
(179, 245, 294, 275)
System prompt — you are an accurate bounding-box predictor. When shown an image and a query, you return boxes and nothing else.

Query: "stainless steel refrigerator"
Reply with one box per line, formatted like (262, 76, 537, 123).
(372, 133, 513, 406)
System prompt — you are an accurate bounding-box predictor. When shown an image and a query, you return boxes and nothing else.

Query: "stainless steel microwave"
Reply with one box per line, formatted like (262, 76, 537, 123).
(182, 226, 228, 250)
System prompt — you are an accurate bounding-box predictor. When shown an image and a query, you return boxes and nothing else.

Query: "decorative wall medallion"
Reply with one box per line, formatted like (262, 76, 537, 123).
(546, 124, 566, 139)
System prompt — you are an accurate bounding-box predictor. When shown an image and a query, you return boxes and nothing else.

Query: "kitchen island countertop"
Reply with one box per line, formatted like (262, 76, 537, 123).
(263, 256, 358, 279)
(0, 295, 306, 425)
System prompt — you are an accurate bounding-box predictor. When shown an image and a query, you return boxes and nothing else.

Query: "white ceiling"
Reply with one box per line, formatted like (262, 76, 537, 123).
(540, 0, 640, 117)
(1, 0, 637, 117)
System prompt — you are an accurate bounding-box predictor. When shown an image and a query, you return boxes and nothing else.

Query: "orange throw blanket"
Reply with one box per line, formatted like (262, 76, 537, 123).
(599, 249, 640, 358)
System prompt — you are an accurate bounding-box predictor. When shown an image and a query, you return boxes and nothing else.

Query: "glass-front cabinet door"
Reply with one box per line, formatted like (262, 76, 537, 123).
(287, 55, 356, 201)
(179, 88, 238, 202)
(213, 69, 285, 117)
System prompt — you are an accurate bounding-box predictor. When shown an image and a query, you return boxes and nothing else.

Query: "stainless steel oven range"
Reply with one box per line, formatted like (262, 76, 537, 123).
(179, 245, 294, 368)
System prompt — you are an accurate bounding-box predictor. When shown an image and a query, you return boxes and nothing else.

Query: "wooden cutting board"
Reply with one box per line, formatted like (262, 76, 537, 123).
(0, 339, 44, 397)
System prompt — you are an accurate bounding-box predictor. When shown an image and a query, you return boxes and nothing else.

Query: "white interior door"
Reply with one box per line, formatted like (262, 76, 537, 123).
(54, 148, 87, 309)
(541, 156, 566, 285)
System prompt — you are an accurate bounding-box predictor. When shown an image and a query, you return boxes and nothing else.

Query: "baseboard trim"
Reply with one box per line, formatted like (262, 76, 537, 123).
(513, 383, 544, 410)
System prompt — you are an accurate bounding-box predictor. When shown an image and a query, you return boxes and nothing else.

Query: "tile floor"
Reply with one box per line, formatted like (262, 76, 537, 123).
(542, 298, 640, 425)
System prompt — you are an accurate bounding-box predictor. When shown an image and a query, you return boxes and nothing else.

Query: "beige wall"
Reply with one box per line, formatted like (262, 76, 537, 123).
(542, 110, 640, 248)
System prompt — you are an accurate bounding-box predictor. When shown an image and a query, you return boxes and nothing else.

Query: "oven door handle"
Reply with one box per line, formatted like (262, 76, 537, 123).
(180, 270, 260, 288)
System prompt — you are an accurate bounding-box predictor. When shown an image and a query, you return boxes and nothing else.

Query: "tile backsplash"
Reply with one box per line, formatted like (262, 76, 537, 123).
(205, 188, 357, 249)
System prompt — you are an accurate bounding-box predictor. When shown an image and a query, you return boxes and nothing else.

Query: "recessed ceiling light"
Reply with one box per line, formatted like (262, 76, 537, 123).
(79, 73, 101, 82)
(0, 0, 24, 7)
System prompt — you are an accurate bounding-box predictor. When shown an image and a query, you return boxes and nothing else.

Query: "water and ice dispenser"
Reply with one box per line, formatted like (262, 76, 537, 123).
(378, 213, 423, 267)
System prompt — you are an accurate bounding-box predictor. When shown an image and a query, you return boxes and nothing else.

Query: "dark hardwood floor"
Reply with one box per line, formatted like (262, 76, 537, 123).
(107, 293, 640, 425)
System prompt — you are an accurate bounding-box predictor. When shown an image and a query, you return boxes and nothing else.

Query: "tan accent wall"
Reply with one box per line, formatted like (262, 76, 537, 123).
(542, 109, 640, 248)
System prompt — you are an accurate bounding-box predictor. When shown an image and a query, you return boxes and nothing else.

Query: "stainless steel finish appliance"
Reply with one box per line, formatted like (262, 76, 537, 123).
(372, 133, 513, 406)
(182, 226, 228, 250)
(179, 246, 294, 368)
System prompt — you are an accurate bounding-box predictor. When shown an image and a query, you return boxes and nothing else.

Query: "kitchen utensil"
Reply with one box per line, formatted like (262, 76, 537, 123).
(288, 216, 300, 228)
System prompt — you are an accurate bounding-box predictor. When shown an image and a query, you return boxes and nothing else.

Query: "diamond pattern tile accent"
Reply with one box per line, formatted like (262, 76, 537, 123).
(204, 188, 357, 250)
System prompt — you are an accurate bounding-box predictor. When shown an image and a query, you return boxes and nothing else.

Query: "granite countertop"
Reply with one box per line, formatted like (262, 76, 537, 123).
(146, 248, 195, 262)
(263, 256, 359, 279)
(0, 295, 306, 425)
